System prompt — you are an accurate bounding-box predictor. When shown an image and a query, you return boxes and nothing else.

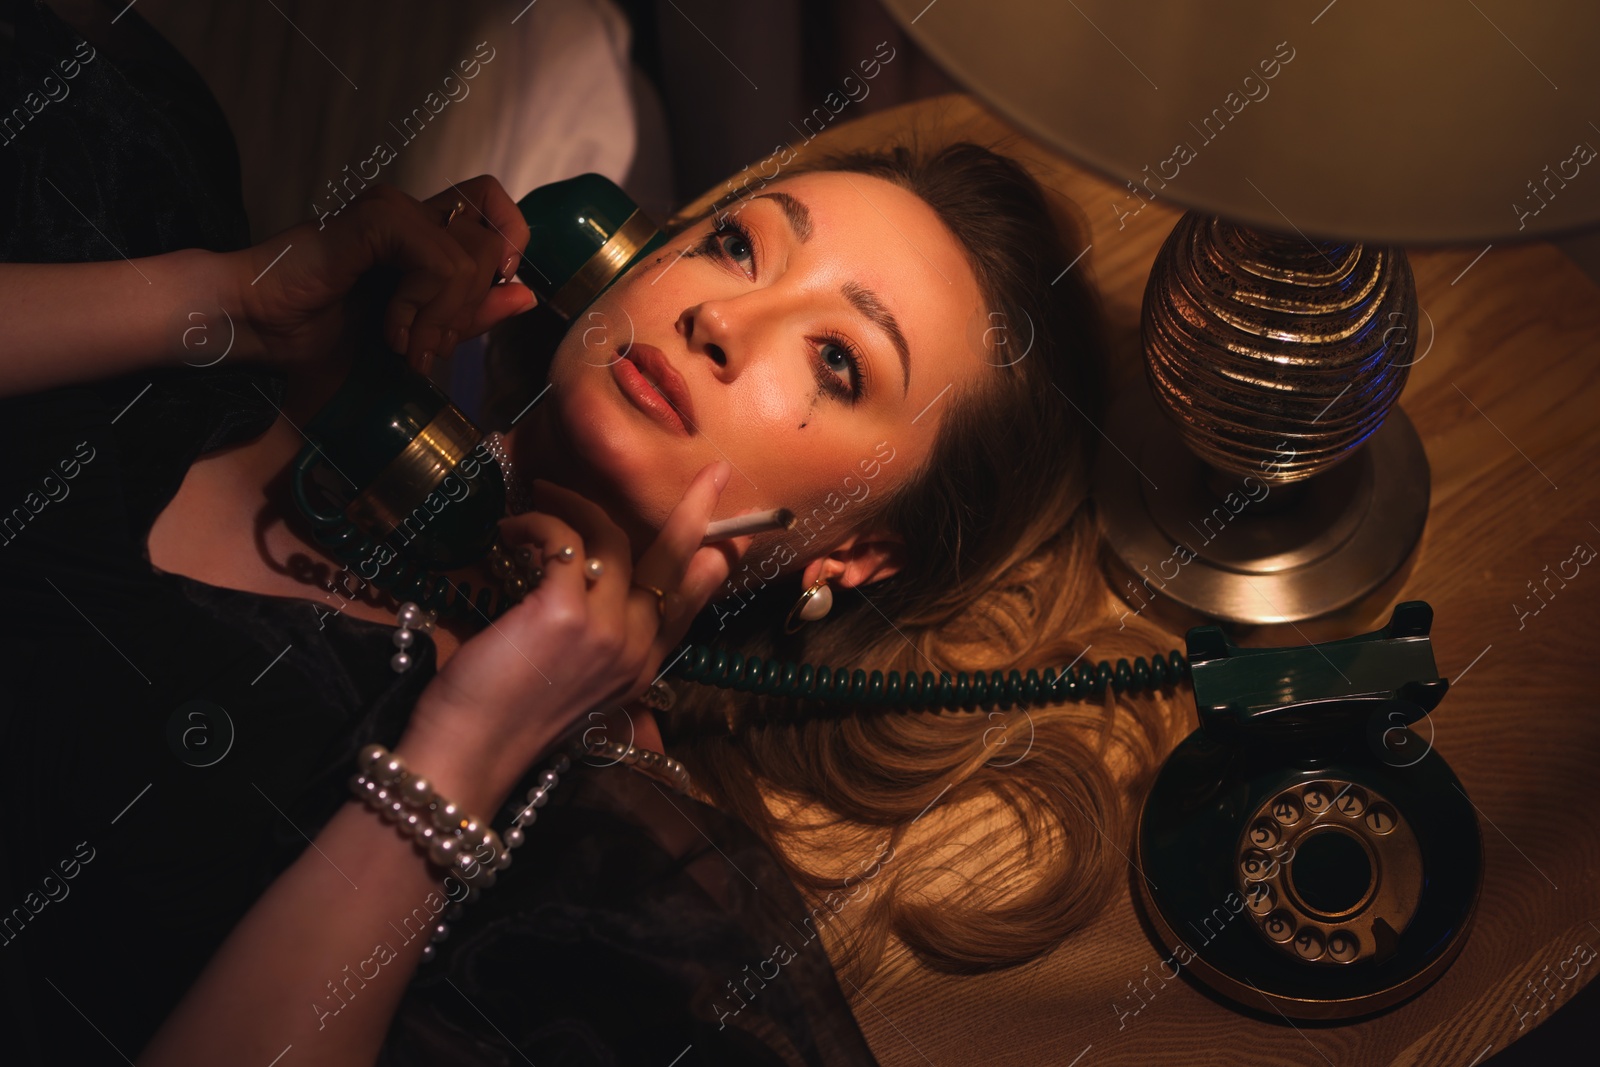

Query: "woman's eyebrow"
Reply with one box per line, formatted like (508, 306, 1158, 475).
(752, 192, 812, 242)
(842, 281, 911, 398)
(754, 192, 911, 397)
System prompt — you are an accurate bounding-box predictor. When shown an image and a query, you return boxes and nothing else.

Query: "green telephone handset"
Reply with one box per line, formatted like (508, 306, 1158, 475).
(1133, 600, 1483, 1020)
(287, 175, 668, 613)
(285, 172, 1188, 709)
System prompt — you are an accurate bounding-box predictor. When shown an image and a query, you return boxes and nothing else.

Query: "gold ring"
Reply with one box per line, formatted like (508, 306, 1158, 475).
(632, 582, 671, 619)
(443, 198, 466, 226)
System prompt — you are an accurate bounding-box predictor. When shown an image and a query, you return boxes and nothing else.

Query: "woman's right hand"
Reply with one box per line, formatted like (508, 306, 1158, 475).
(0, 176, 530, 398)
(399, 460, 751, 806)
(229, 175, 536, 377)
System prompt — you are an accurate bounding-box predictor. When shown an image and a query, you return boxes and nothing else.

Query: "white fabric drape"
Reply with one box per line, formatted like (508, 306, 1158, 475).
(137, 0, 642, 241)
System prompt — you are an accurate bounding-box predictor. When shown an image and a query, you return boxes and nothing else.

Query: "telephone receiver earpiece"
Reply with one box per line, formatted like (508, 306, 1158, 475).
(514, 173, 670, 319)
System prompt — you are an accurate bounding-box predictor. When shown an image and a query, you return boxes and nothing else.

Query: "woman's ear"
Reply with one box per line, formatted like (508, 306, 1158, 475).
(799, 529, 905, 591)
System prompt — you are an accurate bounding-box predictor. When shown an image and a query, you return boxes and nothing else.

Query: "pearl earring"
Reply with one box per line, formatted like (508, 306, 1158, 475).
(783, 576, 834, 634)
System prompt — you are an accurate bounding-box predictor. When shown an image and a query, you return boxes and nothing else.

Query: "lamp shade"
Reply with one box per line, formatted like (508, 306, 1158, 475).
(881, 0, 1600, 243)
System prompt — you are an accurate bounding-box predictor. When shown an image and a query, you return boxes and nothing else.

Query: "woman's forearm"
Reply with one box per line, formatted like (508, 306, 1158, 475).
(0, 250, 258, 397)
(137, 723, 528, 1066)
(4, 178, 541, 400)
(138, 799, 449, 1066)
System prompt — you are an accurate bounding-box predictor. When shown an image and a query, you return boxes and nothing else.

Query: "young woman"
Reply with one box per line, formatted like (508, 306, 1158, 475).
(494, 139, 1187, 990)
(0, 1, 1183, 1064)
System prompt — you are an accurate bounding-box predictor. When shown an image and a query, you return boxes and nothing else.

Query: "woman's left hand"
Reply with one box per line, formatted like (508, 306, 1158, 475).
(402, 463, 752, 798)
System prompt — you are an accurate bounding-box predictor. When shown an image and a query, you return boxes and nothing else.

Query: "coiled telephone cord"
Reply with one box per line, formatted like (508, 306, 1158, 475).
(663, 643, 1190, 711)
(307, 517, 1189, 711)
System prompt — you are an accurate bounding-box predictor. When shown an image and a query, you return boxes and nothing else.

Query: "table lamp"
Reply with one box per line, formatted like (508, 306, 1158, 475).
(881, 0, 1600, 627)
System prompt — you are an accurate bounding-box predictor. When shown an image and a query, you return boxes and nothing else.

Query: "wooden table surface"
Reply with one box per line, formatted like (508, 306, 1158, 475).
(748, 94, 1600, 1067)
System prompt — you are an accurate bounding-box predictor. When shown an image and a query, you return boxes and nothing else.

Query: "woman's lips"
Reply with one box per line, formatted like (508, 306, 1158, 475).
(613, 343, 695, 436)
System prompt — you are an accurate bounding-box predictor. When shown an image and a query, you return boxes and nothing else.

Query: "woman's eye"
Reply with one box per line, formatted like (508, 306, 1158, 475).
(817, 337, 866, 403)
(714, 228, 754, 272)
(696, 219, 756, 277)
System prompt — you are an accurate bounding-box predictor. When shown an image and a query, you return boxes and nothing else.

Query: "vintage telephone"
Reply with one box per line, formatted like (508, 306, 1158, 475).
(1133, 600, 1483, 1020)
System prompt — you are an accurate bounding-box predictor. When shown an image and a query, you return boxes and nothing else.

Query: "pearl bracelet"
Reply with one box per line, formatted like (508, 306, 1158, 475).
(350, 744, 514, 959)
(348, 743, 588, 961)
(350, 731, 693, 962)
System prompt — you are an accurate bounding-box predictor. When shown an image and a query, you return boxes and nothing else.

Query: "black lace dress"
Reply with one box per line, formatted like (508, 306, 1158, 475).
(0, 2, 880, 1063)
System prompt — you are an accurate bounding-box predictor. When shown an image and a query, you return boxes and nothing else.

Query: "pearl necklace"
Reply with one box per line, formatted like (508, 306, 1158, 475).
(482, 431, 533, 516)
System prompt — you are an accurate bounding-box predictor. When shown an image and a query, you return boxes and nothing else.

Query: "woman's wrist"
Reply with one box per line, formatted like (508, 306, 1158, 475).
(0, 248, 260, 397)
(208, 244, 278, 367)
(394, 693, 573, 820)
(129, 245, 266, 370)
(176, 246, 272, 367)
(390, 732, 514, 825)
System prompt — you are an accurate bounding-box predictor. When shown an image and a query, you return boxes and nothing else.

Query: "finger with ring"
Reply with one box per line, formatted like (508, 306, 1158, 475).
(630, 581, 678, 621)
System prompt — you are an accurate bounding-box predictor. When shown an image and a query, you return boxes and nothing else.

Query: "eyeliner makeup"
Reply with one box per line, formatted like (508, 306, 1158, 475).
(703, 508, 795, 544)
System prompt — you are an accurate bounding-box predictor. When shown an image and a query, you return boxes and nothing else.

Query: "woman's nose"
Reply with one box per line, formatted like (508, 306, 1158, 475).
(679, 300, 735, 370)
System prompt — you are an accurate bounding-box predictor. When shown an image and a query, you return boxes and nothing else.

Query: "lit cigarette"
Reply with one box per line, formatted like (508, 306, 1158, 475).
(703, 507, 795, 544)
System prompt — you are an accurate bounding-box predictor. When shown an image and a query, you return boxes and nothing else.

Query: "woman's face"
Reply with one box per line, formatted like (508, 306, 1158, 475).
(521, 170, 989, 578)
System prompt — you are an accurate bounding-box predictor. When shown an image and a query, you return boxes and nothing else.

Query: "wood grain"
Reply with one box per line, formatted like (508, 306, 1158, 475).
(701, 93, 1600, 1066)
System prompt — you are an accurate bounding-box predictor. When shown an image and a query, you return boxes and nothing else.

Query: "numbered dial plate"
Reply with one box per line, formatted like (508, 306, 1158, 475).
(1236, 778, 1423, 965)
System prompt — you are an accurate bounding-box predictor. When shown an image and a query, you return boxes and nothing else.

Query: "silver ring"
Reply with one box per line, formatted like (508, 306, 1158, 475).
(584, 558, 605, 581)
(443, 198, 466, 226)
